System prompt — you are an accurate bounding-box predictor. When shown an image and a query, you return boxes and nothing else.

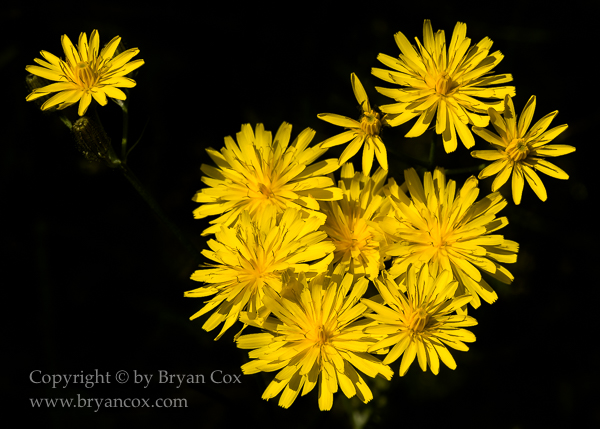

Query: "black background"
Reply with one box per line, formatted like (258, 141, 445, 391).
(4, 2, 598, 428)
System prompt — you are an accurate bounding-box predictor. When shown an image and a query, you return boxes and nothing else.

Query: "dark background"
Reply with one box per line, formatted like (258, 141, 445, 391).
(4, 2, 597, 428)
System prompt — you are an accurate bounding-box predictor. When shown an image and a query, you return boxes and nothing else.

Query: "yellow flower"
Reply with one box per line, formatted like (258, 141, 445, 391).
(25, 30, 144, 116)
(320, 163, 388, 279)
(236, 268, 393, 411)
(193, 122, 343, 236)
(471, 95, 574, 205)
(373, 20, 515, 153)
(383, 168, 518, 309)
(185, 207, 335, 340)
(362, 265, 477, 376)
(318, 73, 388, 175)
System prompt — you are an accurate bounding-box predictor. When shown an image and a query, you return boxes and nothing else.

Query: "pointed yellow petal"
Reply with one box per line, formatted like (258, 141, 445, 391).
(517, 95, 536, 137)
(511, 164, 524, 205)
(351, 73, 370, 111)
(522, 165, 547, 201)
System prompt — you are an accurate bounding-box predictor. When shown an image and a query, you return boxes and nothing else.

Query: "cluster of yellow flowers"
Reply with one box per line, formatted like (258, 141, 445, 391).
(185, 19, 575, 411)
(24, 22, 574, 412)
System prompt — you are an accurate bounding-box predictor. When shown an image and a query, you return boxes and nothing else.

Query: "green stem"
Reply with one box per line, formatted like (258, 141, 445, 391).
(120, 99, 129, 162)
(119, 163, 203, 264)
(428, 131, 437, 169)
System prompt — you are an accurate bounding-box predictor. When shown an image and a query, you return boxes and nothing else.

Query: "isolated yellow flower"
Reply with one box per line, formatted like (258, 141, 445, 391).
(373, 20, 514, 153)
(383, 168, 518, 309)
(25, 30, 144, 116)
(236, 268, 393, 411)
(185, 207, 334, 340)
(193, 122, 342, 235)
(320, 163, 388, 279)
(318, 73, 388, 175)
(362, 265, 477, 376)
(471, 95, 574, 205)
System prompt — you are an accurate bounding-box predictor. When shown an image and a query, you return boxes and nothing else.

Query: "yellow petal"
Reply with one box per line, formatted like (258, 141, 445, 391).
(511, 164, 524, 205)
(517, 95, 536, 137)
(351, 73, 370, 111)
(91, 89, 108, 106)
(100, 35, 121, 61)
(442, 110, 457, 153)
(78, 32, 89, 62)
(533, 144, 575, 157)
(405, 104, 437, 138)
(61, 34, 79, 66)
(472, 127, 505, 148)
(25, 65, 66, 82)
(318, 130, 356, 148)
(317, 113, 360, 128)
(111, 59, 145, 77)
(531, 158, 569, 180)
(399, 341, 417, 376)
(339, 135, 365, 165)
(373, 136, 388, 170)
(522, 165, 547, 201)
(103, 86, 127, 100)
(491, 161, 512, 191)
(41, 89, 82, 110)
(471, 150, 504, 161)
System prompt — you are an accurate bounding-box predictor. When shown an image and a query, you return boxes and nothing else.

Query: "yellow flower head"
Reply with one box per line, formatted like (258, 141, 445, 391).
(193, 122, 343, 235)
(373, 20, 515, 153)
(317, 73, 388, 175)
(383, 168, 518, 309)
(185, 207, 335, 340)
(25, 30, 144, 116)
(362, 265, 477, 376)
(471, 95, 575, 205)
(320, 163, 388, 279)
(236, 267, 393, 411)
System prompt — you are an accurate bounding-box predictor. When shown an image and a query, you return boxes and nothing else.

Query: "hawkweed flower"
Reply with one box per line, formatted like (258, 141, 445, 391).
(185, 207, 335, 340)
(236, 268, 393, 411)
(383, 168, 518, 309)
(193, 122, 342, 235)
(362, 265, 477, 376)
(317, 73, 388, 175)
(471, 95, 574, 204)
(25, 30, 144, 116)
(320, 163, 388, 279)
(373, 20, 515, 153)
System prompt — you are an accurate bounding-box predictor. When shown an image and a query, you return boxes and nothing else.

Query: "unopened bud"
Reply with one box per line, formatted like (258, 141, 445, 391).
(25, 74, 51, 108)
(72, 117, 120, 167)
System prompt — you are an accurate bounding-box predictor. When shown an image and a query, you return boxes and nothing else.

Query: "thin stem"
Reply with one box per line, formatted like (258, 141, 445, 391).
(428, 131, 437, 169)
(119, 163, 203, 264)
(127, 116, 150, 157)
(120, 99, 129, 162)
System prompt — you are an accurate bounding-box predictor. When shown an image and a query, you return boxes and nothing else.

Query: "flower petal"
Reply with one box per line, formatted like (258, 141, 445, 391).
(517, 95, 536, 137)
(317, 113, 360, 129)
(511, 164, 524, 205)
(522, 165, 547, 201)
(351, 73, 370, 111)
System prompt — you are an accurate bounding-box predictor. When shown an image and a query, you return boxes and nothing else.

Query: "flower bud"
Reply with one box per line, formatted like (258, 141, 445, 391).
(72, 117, 120, 167)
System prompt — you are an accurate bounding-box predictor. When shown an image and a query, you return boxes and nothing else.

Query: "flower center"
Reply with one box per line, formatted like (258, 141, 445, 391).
(360, 111, 382, 135)
(258, 183, 274, 199)
(307, 323, 332, 346)
(406, 307, 429, 332)
(75, 61, 99, 90)
(505, 138, 530, 162)
(333, 218, 371, 256)
(428, 222, 448, 249)
(435, 72, 458, 96)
